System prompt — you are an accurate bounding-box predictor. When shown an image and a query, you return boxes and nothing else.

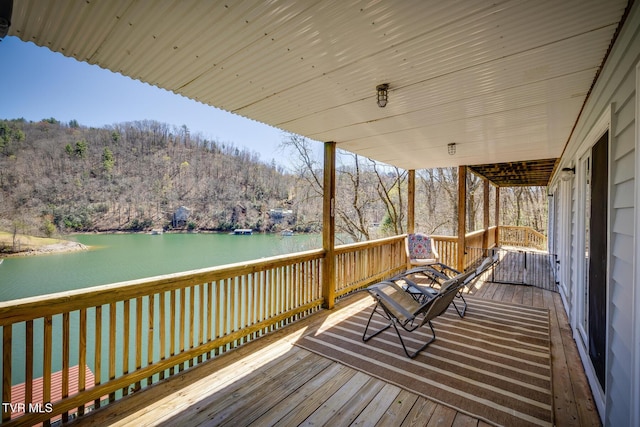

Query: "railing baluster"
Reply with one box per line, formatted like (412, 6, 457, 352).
(239, 276, 246, 343)
(246, 275, 253, 337)
(198, 284, 204, 361)
(222, 279, 229, 347)
(278, 267, 284, 320)
(122, 300, 130, 395)
(62, 311, 70, 421)
(78, 308, 86, 416)
(43, 316, 52, 427)
(188, 287, 194, 366)
(159, 291, 166, 375)
(147, 293, 155, 383)
(135, 298, 142, 387)
(214, 282, 221, 354)
(170, 290, 176, 375)
(94, 307, 101, 409)
(24, 320, 33, 410)
(178, 289, 185, 371)
(207, 282, 213, 355)
(2, 324, 11, 422)
(292, 264, 298, 320)
(253, 273, 259, 338)
(269, 270, 276, 328)
(109, 303, 116, 402)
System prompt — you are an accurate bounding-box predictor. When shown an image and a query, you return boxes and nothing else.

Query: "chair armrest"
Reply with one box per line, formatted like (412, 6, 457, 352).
(403, 279, 438, 300)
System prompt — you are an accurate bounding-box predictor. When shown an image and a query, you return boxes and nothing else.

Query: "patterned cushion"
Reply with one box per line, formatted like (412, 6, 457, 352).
(408, 233, 435, 259)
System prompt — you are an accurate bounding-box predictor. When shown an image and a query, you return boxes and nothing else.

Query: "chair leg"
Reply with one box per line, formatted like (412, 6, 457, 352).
(362, 299, 437, 358)
(362, 303, 392, 342)
(452, 293, 467, 317)
(392, 320, 436, 358)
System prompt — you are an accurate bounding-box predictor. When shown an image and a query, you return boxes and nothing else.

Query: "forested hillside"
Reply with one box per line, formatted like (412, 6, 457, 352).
(0, 118, 549, 243)
(0, 118, 300, 236)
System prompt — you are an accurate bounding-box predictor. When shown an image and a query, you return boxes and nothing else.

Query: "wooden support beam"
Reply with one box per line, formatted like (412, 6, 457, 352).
(322, 142, 336, 309)
(496, 186, 501, 241)
(483, 179, 490, 250)
(407, 170, 415, 235)
(457, 166, 467, 271)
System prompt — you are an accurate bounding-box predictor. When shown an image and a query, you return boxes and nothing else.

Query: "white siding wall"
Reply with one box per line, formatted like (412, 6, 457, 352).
(633, 59, 640, 427)
(553, 2, 640, 425)
(560, 179, 575, 318)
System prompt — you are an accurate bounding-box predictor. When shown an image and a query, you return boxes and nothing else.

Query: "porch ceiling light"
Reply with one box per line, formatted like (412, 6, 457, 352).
(376, 83, 389, 108)
(448, 142, 456, 155)
(560, 167, 575, 181)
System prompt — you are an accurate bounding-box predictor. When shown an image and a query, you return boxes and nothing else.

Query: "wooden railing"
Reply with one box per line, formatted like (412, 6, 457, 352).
(0, 236, 407, 426)
(498, 226, 547, 251)
(432, 226, 498, 271)
(0, 227, 547, 425)
(431, 235, 457, 268)
(464, 229, 487, 270)
(335, 235, 406, 297)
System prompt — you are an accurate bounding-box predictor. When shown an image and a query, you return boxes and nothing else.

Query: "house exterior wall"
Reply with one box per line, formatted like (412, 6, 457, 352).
(551, 2, 640, 425)
(555, 179, 574, 316)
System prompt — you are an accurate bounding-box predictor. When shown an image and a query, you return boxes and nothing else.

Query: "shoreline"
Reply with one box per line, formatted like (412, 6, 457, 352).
(1, 240, 88, 258)
(1, 229, 308, 258)
(0, 231, 89, 258)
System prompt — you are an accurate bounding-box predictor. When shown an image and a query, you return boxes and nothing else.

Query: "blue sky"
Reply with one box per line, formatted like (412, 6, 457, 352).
(0, 36, 294, 164)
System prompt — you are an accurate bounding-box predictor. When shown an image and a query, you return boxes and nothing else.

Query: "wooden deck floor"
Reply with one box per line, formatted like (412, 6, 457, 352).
(68, 279, 601, 427)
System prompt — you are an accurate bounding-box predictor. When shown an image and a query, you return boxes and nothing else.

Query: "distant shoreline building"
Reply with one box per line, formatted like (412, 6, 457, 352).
(172, 206, 191, 228)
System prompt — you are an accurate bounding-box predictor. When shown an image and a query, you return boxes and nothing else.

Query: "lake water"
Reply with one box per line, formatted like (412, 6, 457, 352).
(0, 233, 322, 302)
(0, 232, 324, 391)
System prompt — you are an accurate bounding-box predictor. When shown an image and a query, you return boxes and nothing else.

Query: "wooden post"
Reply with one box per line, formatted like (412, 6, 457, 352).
(482, 179, 490, 251)
(457, 166, 467, 271)
(495, 186, 501, 245)
(322, 141, 336, 309)
(407, 170, 415, 234)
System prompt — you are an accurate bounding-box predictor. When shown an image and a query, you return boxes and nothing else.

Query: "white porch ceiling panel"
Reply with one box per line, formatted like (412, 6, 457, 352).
(8, 0, 628, 170)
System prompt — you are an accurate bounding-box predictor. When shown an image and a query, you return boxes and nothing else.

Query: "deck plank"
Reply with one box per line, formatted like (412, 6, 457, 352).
(375, 389, 420, 426)
(532, 286, 546, 308)
(545, 290, 581, 427)
(400, 397, 438, 427)
(452, 412, 480, 427)
(272, 364, 358, 426)
(250, 361, 349, 425)
(301, 371, 374, 425)
(511, 283, 524, 304)
(426, 403, 457, 427)
(216, 353, 334, 426)
(552, 293, 601, 426)
(521, 285, 534, 306)
(349, 382, 402, 426)
(140, 347, 313, 426)
(490, 281, 507, 300)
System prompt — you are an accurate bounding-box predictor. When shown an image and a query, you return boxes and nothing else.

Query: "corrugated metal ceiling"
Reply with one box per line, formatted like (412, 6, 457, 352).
(6, 0, 629, 183)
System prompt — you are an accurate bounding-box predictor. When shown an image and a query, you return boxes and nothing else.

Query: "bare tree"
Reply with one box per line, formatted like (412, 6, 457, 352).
(370, 161, 406, 236)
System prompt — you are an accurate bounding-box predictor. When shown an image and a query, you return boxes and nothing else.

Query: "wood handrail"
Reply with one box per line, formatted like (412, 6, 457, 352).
(334, 234, 405, 254)
(0, 249, 325, 326)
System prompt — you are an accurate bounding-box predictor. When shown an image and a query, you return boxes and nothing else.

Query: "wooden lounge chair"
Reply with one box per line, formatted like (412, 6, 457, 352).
(362, 279, 463, 358)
